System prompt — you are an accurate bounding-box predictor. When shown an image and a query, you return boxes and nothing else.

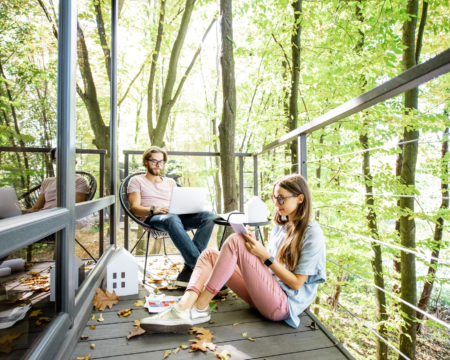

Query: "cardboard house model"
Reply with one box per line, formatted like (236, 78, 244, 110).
(106, 248, 138, 296)
(245, 196, 268, 223)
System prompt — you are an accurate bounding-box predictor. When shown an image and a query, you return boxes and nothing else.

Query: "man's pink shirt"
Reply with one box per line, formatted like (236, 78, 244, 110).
(127, 174, 176, 209)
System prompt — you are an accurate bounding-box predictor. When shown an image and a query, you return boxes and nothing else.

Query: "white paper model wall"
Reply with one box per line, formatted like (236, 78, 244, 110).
(106, 248, 138, 296)
(245, 196, 268, 223)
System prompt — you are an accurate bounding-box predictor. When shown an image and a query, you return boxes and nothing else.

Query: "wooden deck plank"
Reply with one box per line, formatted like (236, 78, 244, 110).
(70, 254, 350, 360)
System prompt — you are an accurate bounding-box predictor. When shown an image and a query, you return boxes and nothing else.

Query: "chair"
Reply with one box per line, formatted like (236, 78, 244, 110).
(19, 171, 98, 262)
(119, 172, 171, 284)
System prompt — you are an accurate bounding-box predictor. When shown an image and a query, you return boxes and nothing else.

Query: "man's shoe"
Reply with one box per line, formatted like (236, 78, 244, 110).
(140, 305, 210, 333)
(174, 264, 192, 288)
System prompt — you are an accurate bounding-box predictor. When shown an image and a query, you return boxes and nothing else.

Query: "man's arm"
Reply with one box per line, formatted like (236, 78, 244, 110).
(22, 193, 46, 214)
(128, 192, 168, 217)
(76, 192, 87, 203)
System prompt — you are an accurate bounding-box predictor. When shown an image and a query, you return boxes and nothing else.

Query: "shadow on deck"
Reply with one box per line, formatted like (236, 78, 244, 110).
(71, 255, 353, 360)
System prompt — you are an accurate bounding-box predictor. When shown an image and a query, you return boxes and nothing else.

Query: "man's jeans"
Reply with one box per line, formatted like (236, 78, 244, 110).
(145, 211, 216, 269)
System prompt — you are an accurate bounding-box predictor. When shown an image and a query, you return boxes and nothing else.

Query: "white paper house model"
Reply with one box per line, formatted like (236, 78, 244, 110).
(106, 248, 138, 296)
(244, 196, 268, 223)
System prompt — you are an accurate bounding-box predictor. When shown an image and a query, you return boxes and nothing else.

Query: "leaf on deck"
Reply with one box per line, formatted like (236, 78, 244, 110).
(127, 320, 146, 339)
(162, 349, 171, 359)
(29, 309, 43, 318)
(117, 308, 132, 317)
(92, 289, 118, 311)
(189, 327, 216, 353)
(0, 333, 22, 354)
(134, 300, 146, 307)
(35, 317, 51, 326)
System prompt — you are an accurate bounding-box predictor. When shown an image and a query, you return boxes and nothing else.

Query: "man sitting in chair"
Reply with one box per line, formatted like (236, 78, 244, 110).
(127, 146, 216, 288)
(22, 148, 90, 213)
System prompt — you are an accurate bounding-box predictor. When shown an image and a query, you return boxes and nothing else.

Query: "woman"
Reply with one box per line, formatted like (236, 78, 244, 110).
(140, 174, 326, 332)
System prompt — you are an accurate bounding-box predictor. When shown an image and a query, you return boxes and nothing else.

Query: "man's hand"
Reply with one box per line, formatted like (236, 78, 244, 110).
(242, 233, 270, 262)
(154, 207, 168, 215)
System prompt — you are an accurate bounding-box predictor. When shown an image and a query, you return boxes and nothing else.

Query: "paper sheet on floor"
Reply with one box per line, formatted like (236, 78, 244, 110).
(144, 294, 181, 313)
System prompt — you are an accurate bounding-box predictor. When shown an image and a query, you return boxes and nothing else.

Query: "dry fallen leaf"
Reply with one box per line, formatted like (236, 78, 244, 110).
(173, 347, 180, 354)
(35, 317, 51, 326)
(76, 356, 91, 360)
(134, 300, 146, 307)
(117, 308, 132, 317)
(242, 332, 247, 337)
(127, 320, 146, 339)
(189, 327, 216, 353)
(29, 310, 43, 318)
(97, 314, 104, 322)
(248, 337, 255, 342)
(92, 289, 118, 311)
(90, 325, 96, 330)
(216, 350, 231, 360)
(163, 349, 171, 359)
(80, 336, 88, 341)
(180, 345, 189, 349)
(232, 322, 239, 326)
(0, 333, 22, 354)
(91, 314, 96, 320)
(90, 344, 95, 350)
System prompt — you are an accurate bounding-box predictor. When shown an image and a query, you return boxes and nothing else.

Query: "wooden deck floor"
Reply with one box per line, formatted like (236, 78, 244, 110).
(71, 256, 352, 360)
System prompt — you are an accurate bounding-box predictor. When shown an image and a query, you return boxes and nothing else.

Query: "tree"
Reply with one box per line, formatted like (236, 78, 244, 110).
(398, 0, 425, 357)
(218, 0, 237, 213)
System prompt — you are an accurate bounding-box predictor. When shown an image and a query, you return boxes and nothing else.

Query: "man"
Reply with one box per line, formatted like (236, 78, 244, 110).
(127, 146, 216, 287)
(23, 148, 90, 213)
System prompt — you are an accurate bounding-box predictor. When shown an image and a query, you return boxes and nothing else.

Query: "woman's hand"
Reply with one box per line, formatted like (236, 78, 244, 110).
(243, 233, 270, 262)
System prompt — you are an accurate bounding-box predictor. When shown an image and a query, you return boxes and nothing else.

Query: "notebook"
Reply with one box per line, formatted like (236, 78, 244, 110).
(168, 187, 207, 215)
(0, 188, 22, 219)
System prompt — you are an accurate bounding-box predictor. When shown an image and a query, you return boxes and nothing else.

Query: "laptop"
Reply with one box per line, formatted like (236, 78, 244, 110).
(0, 188, 22, 219)
(168, 187, 207, 215)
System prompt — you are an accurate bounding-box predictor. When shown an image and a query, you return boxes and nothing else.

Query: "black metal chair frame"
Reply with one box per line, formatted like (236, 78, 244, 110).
(19, 171, 98, 263)
(119, 172, 171, 284)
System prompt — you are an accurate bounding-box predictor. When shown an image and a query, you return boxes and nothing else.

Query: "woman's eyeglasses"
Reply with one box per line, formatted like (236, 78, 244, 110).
(147, 159, 165, 166)
(272, 194, 298, 205)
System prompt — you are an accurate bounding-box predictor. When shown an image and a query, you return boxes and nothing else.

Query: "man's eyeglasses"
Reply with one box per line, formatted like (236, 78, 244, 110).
(147, 159, 165, 166)
(272, 194, 298, 205)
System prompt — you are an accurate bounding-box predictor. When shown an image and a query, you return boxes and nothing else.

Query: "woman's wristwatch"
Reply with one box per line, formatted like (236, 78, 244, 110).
(264, 256, 274, 267)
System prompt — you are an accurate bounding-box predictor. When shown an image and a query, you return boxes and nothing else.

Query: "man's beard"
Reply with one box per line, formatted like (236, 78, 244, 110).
(146, 164, 161, 176)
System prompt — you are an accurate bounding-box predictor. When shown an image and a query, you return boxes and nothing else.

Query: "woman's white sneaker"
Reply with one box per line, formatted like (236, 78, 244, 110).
(140, 304, 210, 333)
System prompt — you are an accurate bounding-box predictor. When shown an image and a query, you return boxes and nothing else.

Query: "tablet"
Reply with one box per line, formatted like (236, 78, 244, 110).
(230, 222, 248, 235)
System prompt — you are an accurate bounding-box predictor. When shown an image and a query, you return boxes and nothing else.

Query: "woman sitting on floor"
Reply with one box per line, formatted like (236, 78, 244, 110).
(140, 174, 326, 332)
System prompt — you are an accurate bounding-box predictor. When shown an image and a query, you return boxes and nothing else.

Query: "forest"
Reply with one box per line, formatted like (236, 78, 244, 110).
(0, 0, 448, 359)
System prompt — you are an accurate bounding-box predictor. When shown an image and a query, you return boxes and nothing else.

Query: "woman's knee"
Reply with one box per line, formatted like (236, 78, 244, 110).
(222, 234, 243, 250)
(198, 248, 219, 262)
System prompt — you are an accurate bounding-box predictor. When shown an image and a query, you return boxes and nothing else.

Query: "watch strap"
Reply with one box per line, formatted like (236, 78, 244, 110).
(264, 256, 274, 267)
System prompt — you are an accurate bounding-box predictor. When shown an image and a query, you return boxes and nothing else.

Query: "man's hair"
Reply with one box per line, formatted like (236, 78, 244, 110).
(142, 146, 168, 166)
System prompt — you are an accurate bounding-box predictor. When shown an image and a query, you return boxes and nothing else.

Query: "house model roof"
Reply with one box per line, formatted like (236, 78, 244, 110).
(107, 247, 138, 267)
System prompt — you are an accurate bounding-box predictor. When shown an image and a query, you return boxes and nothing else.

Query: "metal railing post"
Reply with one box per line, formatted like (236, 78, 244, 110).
(298, 134, 307, 179)
(239, 156, 244, 212)
(99, 152, 105, 255)
(55, 0, 76, 318)
(253, 155, 258, 196)
(124, 152, 129, 250)
(109, 0, 118, 247)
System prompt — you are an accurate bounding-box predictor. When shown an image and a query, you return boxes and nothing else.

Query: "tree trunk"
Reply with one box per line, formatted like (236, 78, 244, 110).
(416, 127, 448, 332)
(93, 0, 111, 82)
(398, 1, 420, 358)
(289, 0, 302, 173)
(151, 0, 196, 146)
(218, 0, 237, 213)
(360, 126, 389, 360)
(355, 3, 388, 358)
(147, 0, 166, 141)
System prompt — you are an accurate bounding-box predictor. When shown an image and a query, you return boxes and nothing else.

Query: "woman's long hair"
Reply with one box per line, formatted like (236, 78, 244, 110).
(273, 174, 312, 271)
